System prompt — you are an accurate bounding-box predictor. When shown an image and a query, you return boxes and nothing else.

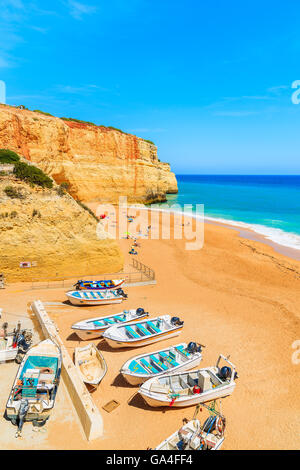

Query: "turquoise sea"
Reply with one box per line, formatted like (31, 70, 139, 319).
(164, 175, 300, 250)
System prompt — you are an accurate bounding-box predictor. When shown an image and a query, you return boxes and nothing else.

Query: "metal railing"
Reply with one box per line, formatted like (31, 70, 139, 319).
(131, 258, 155, 281)
(29, 260, 155, 290)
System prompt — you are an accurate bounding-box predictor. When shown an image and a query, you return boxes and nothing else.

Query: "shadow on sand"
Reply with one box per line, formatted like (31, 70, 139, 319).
(127, 392, 168, 413)
(111, 373, 133, 388)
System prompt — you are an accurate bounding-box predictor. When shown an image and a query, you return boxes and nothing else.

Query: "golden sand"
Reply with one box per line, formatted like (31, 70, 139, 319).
(1, 212, 299, 449)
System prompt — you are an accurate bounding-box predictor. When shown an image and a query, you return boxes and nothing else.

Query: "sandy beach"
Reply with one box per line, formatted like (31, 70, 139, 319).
(1, 211, 299, 450)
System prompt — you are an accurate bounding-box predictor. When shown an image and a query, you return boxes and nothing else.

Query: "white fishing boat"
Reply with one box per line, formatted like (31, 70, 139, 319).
(155, 416, 226, 450)
(66, 288, 127, 306)
(139, 355, 238, 408)
(103, 315, 184, 349)
(120, 342, 203, 385)
(6, 339, 61, 435)
(74, 343, 107, 386)
(72, 308, 149, 340)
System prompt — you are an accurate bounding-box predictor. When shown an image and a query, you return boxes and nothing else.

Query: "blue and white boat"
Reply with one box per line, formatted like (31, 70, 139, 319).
(71, 308, 149, 340)
(103, 315, 184, 349)
(66, 288, 127, 306)
(120, 342, 203, 385)
(74, 279, 124, 291)
(6, 339, 61, 435)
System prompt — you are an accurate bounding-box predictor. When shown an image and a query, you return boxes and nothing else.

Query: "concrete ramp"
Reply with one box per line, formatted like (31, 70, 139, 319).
(31, 300, 103, 441)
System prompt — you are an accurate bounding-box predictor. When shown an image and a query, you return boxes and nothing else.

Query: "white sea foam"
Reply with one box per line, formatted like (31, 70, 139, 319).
(129, 204, 300, 251)
(204, 216, 300, 251)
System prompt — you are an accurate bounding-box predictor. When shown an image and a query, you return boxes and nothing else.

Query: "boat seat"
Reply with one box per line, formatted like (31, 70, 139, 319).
(114, 316, 126, 322)
(187, 373, 198, 387)
(93, 321, 104, 327)
(147, 321, 161, 334)
(125, 326, 140, 339)
(169, 375, 181, 391)
(175, 345, 191, 358)
(140, 358, 157, 374)
(198, 371, 212, 392)
(150, 383, 168, 394)
(136, 324, 151, 336)
(104, 318, 115, 325)
(128, 360, 148, 374)
(150, 355, 168, 370)
(160, 351, 179, 368)
(179, 375, 189, 389)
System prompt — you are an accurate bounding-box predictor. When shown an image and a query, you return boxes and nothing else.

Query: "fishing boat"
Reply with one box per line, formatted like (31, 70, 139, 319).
(6, 339, 61, 436)
(120, 342, 203, 385)
(103, 315, 184, 349)
(155, 416, 226, 450)
(66, 288, 127, 306)
(74, 343, 107, 386)
(71, 308, 149, 340)
(139, 355, 238, 408)
(74, 279, 124, 291)
(0, 323, 32, 363)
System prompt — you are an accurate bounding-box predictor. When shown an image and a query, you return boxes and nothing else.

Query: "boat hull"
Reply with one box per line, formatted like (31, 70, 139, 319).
(121, 355, 202, 386)
(67, 296, 123, 306)
(104, 328, 183, 349)
(139, 383, 235, 408)
(72, 313, 149, 341)
(0, 348, 18, 362)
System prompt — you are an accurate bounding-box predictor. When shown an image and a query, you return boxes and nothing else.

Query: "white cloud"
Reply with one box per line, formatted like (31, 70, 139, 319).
(65, 1, 97, 20)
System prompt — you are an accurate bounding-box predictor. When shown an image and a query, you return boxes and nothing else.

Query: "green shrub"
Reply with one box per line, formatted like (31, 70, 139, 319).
(61, 117, 96, 126)
(4, 186, 25, 199)
(56, 182, 69, 196)
(13, 162, 53, 188)
(75, 200, 98, 221)
(143, 139, 155, 145)
(32, 209, 41, 218)
(33, 110, 53, 117)
(0, 149, 20, 164)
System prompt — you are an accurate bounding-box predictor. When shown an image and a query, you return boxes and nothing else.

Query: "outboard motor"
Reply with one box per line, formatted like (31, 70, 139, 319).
(187, 342, 202, 354)
(74, 281, 82, 290)
(136, 308, 145, 316)
(171, 317, 184, 326)
(15, 331, 32, 364)
(117, 288, 128, 299)
(15, 399, 29, 438)
(219, 366, 232, 380)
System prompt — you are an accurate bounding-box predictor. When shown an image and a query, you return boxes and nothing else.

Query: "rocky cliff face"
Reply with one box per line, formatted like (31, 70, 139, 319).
(0, 105, 178, 204)
(0, 176, 123, 281)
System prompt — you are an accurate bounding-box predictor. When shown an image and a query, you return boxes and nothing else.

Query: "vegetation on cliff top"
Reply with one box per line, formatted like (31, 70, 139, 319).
(75, 199, 98, 221)
(2, 104, 156, 145)
(0, 149, 20, 164)
(4, 186, 25, 199)
(13, 161, 53, 189)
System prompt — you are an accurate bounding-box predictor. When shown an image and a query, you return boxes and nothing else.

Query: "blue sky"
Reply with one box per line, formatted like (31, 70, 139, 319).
(0, 0, 300, 174)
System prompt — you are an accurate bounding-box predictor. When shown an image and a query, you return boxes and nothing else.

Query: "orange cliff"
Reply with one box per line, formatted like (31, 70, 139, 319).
(0, 105, 178, 204)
